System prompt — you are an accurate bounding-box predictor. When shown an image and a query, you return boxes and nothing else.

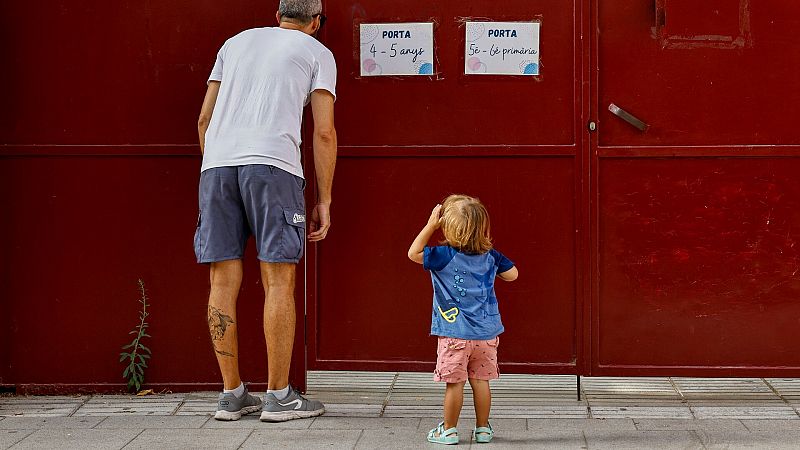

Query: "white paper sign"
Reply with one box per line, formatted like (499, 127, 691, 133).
(465, 21, 541, 75)
(360, 23, 434, 76)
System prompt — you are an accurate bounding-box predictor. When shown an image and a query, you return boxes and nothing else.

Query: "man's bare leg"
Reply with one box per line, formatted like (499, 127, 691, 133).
(208, 259, 243, 390)
(260, 262, 296, 390)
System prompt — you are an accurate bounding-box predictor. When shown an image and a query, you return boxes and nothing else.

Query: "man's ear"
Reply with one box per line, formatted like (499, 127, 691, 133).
(310, 16, 321, 34)
(275, 11, 281, 24)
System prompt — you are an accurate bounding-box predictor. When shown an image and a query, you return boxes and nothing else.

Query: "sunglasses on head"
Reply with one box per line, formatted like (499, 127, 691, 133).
(312, 13, 327, 28)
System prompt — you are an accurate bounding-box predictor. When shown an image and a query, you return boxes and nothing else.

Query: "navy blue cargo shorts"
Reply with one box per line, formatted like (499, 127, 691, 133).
(194, 165, 306, 264)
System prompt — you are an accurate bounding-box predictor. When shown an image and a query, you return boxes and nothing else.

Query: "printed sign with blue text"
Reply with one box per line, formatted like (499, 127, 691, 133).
(465, 22, 541, 75)
(360, 23, 434, 76)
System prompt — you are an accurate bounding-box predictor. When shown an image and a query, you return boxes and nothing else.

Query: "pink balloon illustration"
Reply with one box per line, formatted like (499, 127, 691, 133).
(363, 58, 377, 73)
(467, 57, 482, 71)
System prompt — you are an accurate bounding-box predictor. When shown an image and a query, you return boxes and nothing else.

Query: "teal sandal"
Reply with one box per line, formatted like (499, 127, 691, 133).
(427, 422, 459, 445)
(473, 422, 494, 443)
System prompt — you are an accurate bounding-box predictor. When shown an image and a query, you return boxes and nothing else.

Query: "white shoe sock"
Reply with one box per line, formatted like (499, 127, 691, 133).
(224, 383, 245, 398)
(267, 385, 290, 401)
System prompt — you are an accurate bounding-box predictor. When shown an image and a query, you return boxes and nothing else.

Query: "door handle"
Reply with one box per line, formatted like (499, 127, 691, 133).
(608, 103, 649, 132)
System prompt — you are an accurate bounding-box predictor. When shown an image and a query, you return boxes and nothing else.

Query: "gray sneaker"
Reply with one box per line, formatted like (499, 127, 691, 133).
(259, 386, 325, 422)
(214, 385, 262, 421)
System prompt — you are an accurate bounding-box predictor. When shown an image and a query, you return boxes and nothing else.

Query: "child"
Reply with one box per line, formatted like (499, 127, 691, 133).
(408, 194, 518, 445)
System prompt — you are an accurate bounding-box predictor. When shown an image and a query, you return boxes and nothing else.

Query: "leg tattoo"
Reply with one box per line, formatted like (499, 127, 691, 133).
(208, 305, 235, 357)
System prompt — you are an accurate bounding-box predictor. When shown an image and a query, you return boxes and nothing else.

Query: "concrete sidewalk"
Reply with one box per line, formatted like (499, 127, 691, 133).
(1, 372, 800, 449)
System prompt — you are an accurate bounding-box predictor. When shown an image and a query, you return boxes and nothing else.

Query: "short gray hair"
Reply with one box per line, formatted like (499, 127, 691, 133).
(278, 0, 322, 23)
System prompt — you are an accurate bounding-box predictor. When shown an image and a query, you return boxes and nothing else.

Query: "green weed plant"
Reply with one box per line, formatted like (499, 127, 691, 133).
(119, 279, 152, 392)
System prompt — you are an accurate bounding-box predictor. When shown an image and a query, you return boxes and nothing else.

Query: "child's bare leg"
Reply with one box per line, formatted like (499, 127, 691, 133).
(443, 382, 466, 430)
(469, 378, 492, 428)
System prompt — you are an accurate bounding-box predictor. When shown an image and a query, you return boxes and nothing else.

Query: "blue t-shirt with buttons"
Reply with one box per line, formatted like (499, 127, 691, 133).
(423, 246, 514, 340)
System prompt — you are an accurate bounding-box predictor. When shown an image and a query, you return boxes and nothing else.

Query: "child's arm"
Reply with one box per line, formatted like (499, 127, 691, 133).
(407, 204, 442, 264)
(498, 266, 519, 281)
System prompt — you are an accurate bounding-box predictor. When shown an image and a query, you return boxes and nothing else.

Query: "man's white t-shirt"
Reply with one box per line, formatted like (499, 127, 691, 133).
(202, 27, 337, 179)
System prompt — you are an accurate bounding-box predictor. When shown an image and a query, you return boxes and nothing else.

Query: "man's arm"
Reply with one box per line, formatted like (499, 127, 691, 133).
(197, 81, 221, 155)
(308, 89, 337, 242)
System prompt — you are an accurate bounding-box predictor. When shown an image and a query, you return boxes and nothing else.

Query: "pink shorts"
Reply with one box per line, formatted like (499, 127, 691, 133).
(434, 336, 500, 383)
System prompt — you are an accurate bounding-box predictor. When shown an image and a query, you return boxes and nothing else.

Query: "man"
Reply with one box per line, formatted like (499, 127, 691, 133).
(195, 0, 336, 422)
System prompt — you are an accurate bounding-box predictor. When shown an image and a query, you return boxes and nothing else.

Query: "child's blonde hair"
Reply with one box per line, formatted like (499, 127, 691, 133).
(440, 194, 492, 254)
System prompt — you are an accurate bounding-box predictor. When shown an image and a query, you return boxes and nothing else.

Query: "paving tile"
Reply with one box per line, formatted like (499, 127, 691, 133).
(383, 406, 442, 418)
(386, 394, 443, 407)
(173, 392, 232, 415)
(0, 429, 35, 449)
(688, 399, 790, 406)
(174, 399, 216, 416)
(472, 430, 586, 449)
(673, 378, 777, 400)
(583, 376, 686, 411)
(385, 405, 588, 419)
(308, 371, 396, 387)
(355, 429, 446, 450)
(323, 404, 382, 417)
(241, 429, 361, 449)
(183, 392, 219, 399)
(202, 415, 312, 429)
(695, 430, 800, 450)
(528, 418, 636, 432)
(312, 417, 419, 429)
(765, 379, 800, 398)
(305, 392, 388, 405)
(583, 429, 703, 449)
(0, 396, 87, 404)
(633, 418, 748, 432)
(125, 429, 250, 450)
(87, 394, 188, 402)
(582, 378, 679, 398)
(475, 418, 527, 431)
(490, 406, 588, 419)
(0, 397, 84, 417)
(96, 415, 210, 429)
(0, 416, 103, 429)
(73, 396, 181, 416)
(590, 406, 693, 419)
(692, 406, 799, 420)
(72, 406, 178, 416)
(587, 401, 689, 408)
(11, 428, 142, 450)
(740, 419, 800, 432)
(306, 371, 394, 405)
(493, 376, 582, 398)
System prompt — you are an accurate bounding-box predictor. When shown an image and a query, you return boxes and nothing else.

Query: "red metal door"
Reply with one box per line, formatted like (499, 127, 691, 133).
(308, 0, 588, 375)
(0, 0, 308, 393)
(591, 0, 800, 376)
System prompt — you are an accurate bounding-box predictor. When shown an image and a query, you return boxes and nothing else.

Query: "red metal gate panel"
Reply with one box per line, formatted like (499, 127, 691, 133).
(308, 0, 587, 374)
(0, 0, 307, 392)
(592, 0, 800, 376)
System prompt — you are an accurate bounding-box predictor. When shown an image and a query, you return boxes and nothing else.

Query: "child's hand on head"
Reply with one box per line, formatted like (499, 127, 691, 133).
(408, 204, 443, 264)
(427, 204, 442, 230)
